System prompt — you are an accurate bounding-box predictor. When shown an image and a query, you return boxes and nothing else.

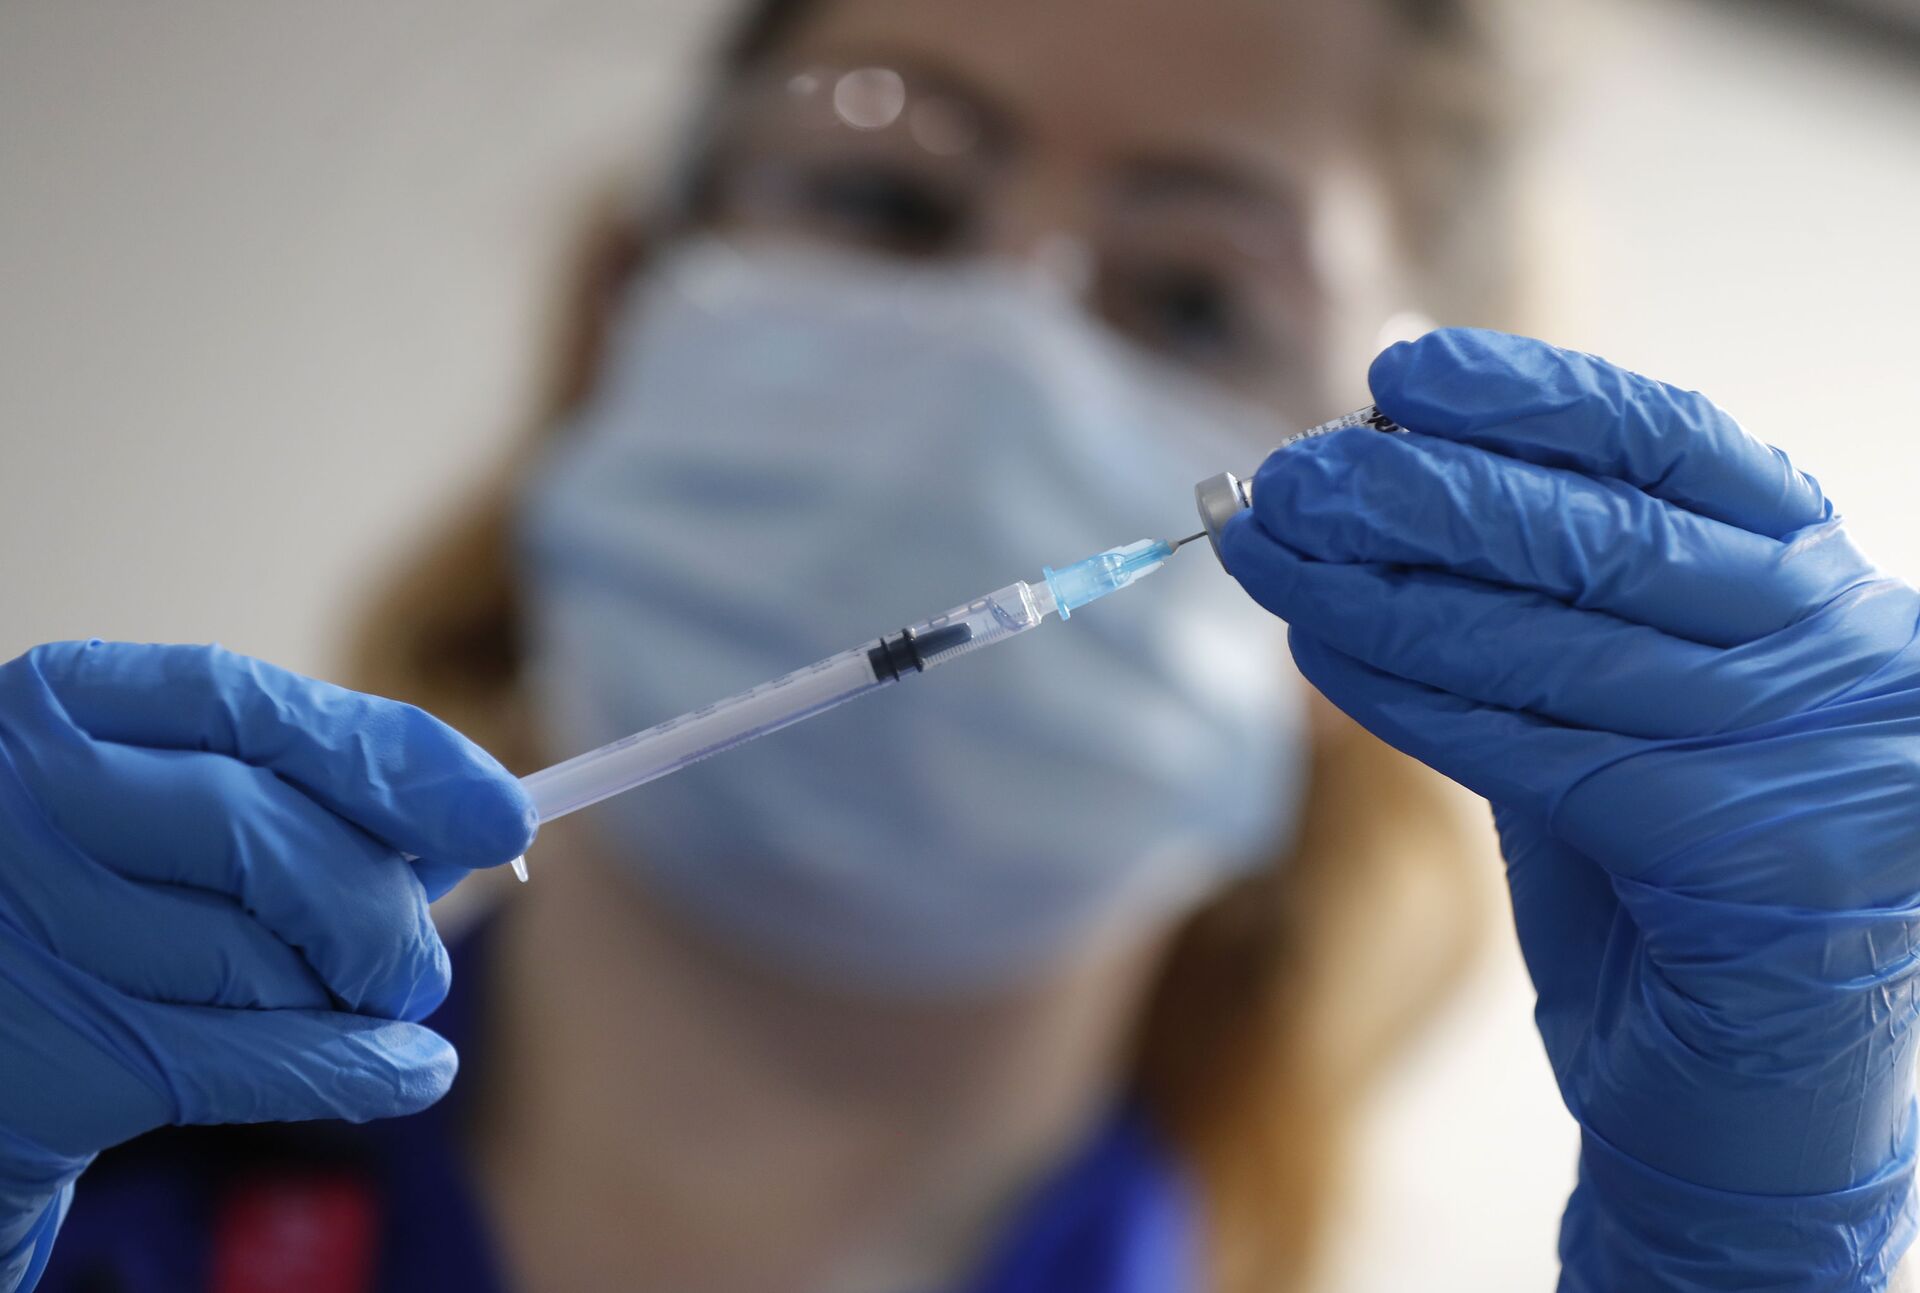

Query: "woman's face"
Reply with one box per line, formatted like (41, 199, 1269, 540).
(523, 0, 1356, 996)
(694, 0, 1410, 411)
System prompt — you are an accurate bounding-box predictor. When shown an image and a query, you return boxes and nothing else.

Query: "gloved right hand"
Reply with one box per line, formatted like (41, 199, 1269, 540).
(0, 640, 535, 1290)
(1221, 331, 1920, 1290)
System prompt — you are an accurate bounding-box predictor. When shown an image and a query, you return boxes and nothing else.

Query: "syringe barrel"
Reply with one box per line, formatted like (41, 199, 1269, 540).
(521, 583, 1049, 826)
(518, 549, 1185, 840)
(523, 643, 890, 823)
(887, 581, 1046, 674)
(1192, 403, 1407, 563)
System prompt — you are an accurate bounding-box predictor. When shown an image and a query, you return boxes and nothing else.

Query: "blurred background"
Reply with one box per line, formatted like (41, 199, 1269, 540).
(1, 1, 1915, 1288)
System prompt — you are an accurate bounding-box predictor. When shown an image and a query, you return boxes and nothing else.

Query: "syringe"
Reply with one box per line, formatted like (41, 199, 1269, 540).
(493, 404, 1405, 881)
(501, 535, 1198, 880)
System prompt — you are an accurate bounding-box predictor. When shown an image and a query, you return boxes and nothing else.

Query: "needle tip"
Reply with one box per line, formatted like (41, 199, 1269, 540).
(1170, 530, 1208, 552)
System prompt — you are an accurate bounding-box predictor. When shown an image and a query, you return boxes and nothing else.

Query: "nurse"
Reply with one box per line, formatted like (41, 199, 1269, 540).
(4, 3, 1915, 1293)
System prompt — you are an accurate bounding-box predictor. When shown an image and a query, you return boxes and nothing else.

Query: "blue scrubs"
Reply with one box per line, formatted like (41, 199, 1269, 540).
(33, 922, 1200, 1293)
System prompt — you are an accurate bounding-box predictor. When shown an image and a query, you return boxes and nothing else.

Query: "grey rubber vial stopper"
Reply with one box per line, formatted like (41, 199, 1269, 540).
(1193, 470, 1254, 564)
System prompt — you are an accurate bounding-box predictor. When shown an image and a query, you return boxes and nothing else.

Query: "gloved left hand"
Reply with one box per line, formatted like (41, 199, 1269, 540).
(0, 641, 535, 1291)
(1221, 329, 1920, 1291)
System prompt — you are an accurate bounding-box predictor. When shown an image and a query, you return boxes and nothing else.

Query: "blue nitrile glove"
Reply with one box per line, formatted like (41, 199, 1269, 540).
(1220, 329, 1920, 1292)
(0, 641, 535, 1292)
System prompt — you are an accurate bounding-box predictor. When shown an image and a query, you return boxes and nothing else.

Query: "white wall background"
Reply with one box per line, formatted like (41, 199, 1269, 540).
(2, 2, 1916, 1289)
(0, 0, 718, 676)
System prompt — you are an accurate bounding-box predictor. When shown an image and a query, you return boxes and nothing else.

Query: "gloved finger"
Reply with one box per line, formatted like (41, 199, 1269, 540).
(1369, 329, 1829, 539)
(0, 942, 454, 1161)
(27, 743, 452, 1022)
(28, 641, 535, 876)
(1226, 515, 1702, 733)
(0, 812, 331, 1008)
(1248, 428, 1871, 646)
(1220, 513, 1877, 737)
(412, 859, 476, 904)
(1285, 628, 1628, 814)
(25, 998, 459, 1147)
(150, 1007, 458, 1128)
(97, 886, 338, 1011)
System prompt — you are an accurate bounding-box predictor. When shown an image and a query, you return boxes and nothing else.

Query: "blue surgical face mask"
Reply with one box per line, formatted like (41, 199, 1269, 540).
(516, 238, 1309, 996)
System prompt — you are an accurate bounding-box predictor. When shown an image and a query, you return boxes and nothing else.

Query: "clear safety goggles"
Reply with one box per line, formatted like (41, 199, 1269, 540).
(675, 58, 1334, 403)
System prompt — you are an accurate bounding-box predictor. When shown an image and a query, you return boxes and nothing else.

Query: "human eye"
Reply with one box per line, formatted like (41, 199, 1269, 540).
(786, 158, 971, 258)
(1097, 258, 1258, 369)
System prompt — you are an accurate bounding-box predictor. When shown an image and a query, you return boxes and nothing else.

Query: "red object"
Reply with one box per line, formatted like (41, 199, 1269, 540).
(210, 1174, 378, 1293)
